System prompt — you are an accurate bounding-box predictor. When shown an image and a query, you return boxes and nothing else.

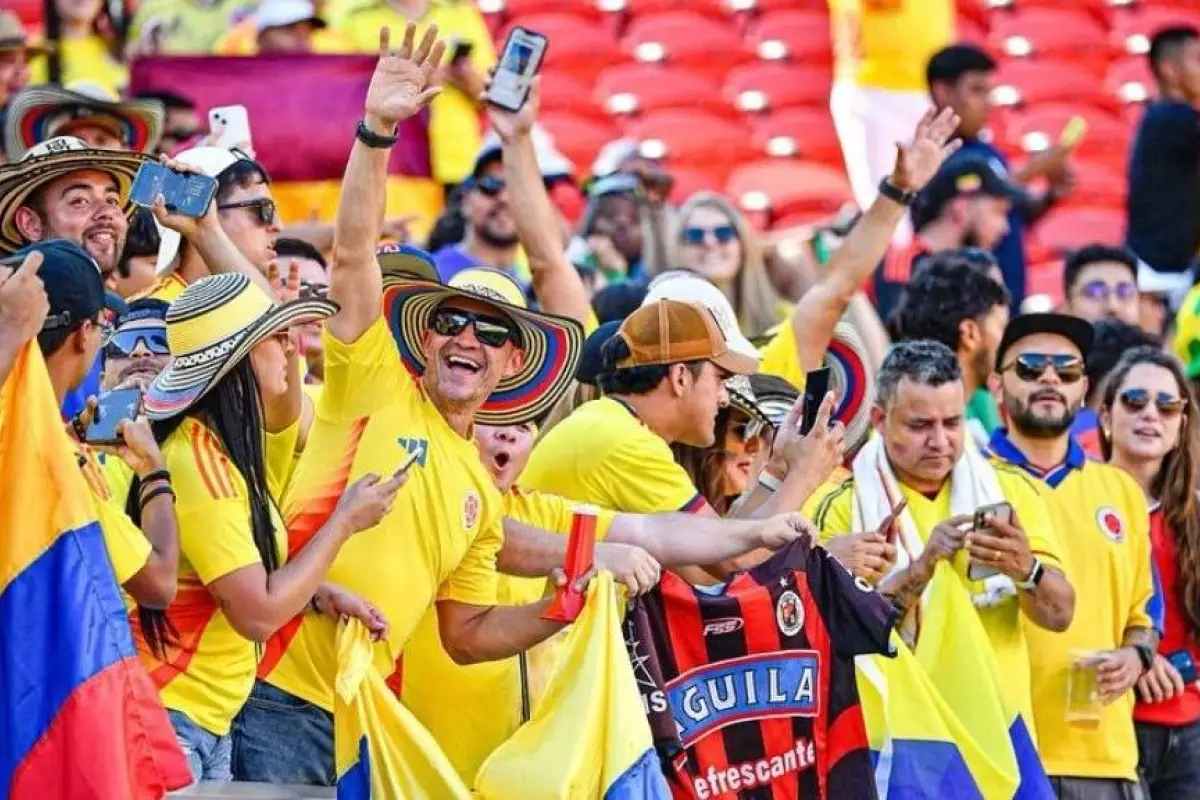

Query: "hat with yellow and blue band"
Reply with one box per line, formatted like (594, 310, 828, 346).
(382, 266, 584, 426)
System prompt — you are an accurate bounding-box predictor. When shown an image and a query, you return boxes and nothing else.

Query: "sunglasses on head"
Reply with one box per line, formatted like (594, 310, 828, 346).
(475, 176, 506, 197)
(217, 198, 277, 227)
(1079, 280, 1137, 302)
(104, 327, 169, 359)
(1118, 387, 1187, 417)
(1002, 353, 1085, 383)
(430, 307, 516, 348)
(682, 225, 737, 247)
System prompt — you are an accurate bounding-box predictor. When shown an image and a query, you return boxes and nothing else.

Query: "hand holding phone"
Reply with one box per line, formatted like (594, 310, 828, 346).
(208, 105, 253, 152)
(129, 162, 218, 219)
(967, 501, 1014, 580)
(486, 26, 548, 112)
(85, 388, 143, 446)
(800, 367, 832, 435)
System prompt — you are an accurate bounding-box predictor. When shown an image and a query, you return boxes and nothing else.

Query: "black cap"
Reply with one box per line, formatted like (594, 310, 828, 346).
(996, 313, 1094, 369)
(7, 239, 104, 333)
(116, 297, 169, 327)
(576, 320, 621, 385)
(912, 152, 1029, 230)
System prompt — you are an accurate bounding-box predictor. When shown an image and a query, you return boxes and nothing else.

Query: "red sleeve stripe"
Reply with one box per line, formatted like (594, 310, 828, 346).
(680, 493, 709, 514)
(190, 425, 235, 499)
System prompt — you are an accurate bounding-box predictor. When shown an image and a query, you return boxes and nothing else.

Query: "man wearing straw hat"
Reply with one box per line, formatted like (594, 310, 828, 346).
(4, 81, 165, 160)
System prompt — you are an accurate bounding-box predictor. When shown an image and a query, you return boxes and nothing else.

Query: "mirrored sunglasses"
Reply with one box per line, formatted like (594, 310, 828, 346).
(1003, 353, 1085, 383)
(217, 198, 277, 227)
(1118, 387, 1187, 417)
(430, 307, 516, 348)
(683, 225, 737, 246)
(104, 328, 169, 359)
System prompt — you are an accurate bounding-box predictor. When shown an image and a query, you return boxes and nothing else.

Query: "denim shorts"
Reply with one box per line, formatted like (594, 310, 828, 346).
(231, 680, 336, 786)
(168, 708, 232, 784)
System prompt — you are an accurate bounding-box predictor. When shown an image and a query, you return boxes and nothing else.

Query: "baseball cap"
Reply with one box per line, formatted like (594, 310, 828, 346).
(642, 270, 760, 368)
(6, 239, 105, 334)
(472, 126, 572, 182)
(576, 319, 621, 385)
(616, 299, 759, 376)
(996, 312, 1094, 369)
(912, 152, 1029, 231)
(253, 0, 326, 32)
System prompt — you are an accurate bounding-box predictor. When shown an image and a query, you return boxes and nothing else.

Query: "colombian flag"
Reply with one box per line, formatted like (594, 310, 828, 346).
(0, 343, 191, 798)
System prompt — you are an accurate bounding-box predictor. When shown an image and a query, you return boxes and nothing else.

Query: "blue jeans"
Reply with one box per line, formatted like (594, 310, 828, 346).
(168, 709, 232, 783)
(1137, 719, 1200, 799)
(231, 680, 335, 786)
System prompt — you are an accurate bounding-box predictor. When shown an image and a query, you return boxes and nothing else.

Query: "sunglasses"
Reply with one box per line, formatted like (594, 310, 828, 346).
(217, 198, 277, 227)
(1002, 353, 1085, 383)
(475, 176, 506, 197)
(104, 327, 169, 359)
(430, 308, 516, 348)
(682, 225, 737, 246)
(1078, 280, 1137, 302)
(1118, 387, 1187, 417)
(730, 419, 766, 440)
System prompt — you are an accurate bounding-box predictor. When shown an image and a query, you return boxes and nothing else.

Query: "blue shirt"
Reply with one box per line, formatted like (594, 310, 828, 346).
(62, 355, 102, 420)
(987, 427, 1087, 490)
(958, 139, 1027, 310)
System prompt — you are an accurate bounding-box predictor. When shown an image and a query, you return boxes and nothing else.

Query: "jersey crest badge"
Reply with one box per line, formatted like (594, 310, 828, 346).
(776, 589, 804, 637)
(462, 489, 481, 531)
(1097, 507, 1125, 543)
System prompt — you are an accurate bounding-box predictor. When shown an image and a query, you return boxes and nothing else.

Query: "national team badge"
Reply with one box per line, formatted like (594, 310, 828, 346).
(776, 589, 804, 636)
(1097, 507, 1125, 543)
(462, 489, 481, 531)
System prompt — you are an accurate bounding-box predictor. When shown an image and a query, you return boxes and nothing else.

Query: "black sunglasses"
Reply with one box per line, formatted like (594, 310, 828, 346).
(430, 307, 516, 348)
(104, 327, 169, 359)
(1002, 353, 1085, 384)
(1118, 387, 1187, 417)
(683, 225, 737, 246)
(217, 198, 277, 226)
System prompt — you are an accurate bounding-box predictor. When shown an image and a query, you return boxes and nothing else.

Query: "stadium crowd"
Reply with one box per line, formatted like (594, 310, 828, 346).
(5, 1, 1200, 799)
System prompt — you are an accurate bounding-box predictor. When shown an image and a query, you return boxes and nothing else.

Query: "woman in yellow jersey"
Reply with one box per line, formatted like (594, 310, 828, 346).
(130, 273, 405, 783)
(1100, 348, 1200, 797)
(29, 0, 127, 93)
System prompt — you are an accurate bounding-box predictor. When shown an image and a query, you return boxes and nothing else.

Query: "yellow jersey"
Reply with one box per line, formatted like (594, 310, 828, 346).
(332, 0, 496, 185)
(78, 442, 151, 586)
(400, 486, 614, 783)
(258, 317, 504, 713)
(829, 0, 954, 91)
(520, 396, 708, 515)
(989, 432, 1156, 781)
(132, 416, 294, 736)
(803, 460, 1065, 733)
(757, 315, 807, 391)
(28, 37, 128, 95)
(136, 273, 189, 304)
(129, 0, 257, 54)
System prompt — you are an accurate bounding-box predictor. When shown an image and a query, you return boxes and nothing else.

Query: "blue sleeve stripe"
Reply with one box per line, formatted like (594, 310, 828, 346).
(1146, 558, 1166, 636)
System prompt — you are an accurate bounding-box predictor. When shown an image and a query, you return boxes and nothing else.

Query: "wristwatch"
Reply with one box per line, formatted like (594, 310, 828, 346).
(1133, 643, 1156, 675)
(1015, 556, 1045, 591)
(758, 471, 783, 493)
(877, 178, 917, 207)
(355, 118, 399, 149)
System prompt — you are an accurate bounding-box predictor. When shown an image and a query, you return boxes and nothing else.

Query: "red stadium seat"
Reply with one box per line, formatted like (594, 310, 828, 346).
(749, 107, 843, 164)
(1004, 103, 1130, 160)
(500, 14, 625, 77)
(594, 65, 725, 116)
(663, 166, 725, 204)
(988, 9, 1114, 74)
(626, 110, 756, 168)
(1025, 260, 1066, 306)
(956, 15, 988, 47)
(8, 0, 42, 26)
(1056, 157, 1127, 209)
(733, 0, 827, 11)
(621, 11, 751, 74)
(979, 0, 1109, 22)
(620, 0, 732, 20)
(722, 63, 833, 113)
(1035, 206, 1127, 253)
(537, 112, 621, 171)
(744, 10, 834, 65)
(1111, 6, 1200, 56)
(538, 73, 608, 119)
(956, 0, 990, 29)
(727, 159, 853, 217)
(480, 0, 606, 21)
(991, 60, 1116, 112)
(1105, 56, 1156, 105)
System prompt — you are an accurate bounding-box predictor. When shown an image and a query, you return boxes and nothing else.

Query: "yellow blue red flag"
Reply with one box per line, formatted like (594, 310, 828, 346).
(0, 343, 191, 798)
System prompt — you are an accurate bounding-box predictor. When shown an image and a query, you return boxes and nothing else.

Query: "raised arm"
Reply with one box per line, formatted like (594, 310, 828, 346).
(0, 250, 46, 389)
(788, 108, 961, 371)
(328, 24, 444, 344)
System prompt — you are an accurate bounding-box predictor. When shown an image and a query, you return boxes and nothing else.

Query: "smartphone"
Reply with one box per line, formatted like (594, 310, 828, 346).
(393, 448, 421, 480)
(208, 105, 252, 150)
(800, 367, 832, 435)
(486, 26, 548, 113)
(129, 162, 218, 218)
(86, 388, 142, 446)
(1168, 650, 1198, 683)
(968, 501, 1013, 581)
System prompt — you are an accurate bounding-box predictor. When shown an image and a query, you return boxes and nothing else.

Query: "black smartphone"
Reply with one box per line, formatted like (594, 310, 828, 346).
(800, 367, 831, 435)
(129, 162, 218, 218)
(1169, 649, 1198, 684)
(968, 501, 1013, 581)
(86, 388, 142, 446)
(486, 26, 548, 112)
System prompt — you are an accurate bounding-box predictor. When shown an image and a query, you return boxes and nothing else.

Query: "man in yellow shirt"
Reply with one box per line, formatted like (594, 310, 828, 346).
(986, 313, 1160, 798)
(804, 339, 1074, 734)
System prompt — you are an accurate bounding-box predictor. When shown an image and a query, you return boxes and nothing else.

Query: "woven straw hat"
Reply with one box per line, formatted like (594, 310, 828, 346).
(5, 82, 164, 160)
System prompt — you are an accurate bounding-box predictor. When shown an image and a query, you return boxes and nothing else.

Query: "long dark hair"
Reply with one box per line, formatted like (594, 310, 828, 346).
(672, 408, 735, 514)
(128, 358, 279, 656)
(1100, 347, 1200, 638)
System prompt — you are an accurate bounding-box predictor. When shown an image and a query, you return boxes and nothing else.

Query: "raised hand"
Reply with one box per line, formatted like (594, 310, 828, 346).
(106, 417, 167, 478)
(0, 250, 47, 348)
(890, 106, 962, 193)
(365, 24, 446, 130)
(484, 74, 540, 142)
(332, 469, 411, 535)
(595, 542, 661, 596)
(769, 391, 846, 484)
(266, 259, 301, 305)
(148, 154, 219, 240)
(756, 512, 819, 550)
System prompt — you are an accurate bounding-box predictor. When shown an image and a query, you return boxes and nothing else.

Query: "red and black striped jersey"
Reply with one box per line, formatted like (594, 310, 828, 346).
(626, 540, 896, 799)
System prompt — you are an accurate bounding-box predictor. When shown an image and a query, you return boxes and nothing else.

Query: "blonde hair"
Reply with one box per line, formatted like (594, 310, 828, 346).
(667, 192, 782, 340)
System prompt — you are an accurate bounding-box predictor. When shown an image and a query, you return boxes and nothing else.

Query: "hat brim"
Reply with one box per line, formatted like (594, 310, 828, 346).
(995, 312, 1094, 369)
(144, 297, 337, 420)
(5, 87, 164, 160)
(381, 275, 583, 426)
(0, 148, 151, 254)
(824, 321, 871, 453)
(379, 249, 439, 284)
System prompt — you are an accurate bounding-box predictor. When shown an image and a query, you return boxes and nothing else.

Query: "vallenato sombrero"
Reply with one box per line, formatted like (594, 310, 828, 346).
(144, 273, 337, 421)
(5, 82, 165, 161)
(0, 136, 150, 255)
(381, 267, 584, 426)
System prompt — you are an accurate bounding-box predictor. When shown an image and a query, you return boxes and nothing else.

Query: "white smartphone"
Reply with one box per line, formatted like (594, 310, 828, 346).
(208, 105, 252, 150)
(486, 27, 548, 113)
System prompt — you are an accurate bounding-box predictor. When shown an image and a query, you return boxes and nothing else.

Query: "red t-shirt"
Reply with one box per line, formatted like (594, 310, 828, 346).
(1134, 504, 1200, 726)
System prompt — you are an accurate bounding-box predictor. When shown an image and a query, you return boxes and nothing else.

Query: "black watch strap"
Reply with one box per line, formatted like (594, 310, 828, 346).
(878, 178, 917, 207)
(1134, 643, 1156, 673)
(355, 118, 399, 149)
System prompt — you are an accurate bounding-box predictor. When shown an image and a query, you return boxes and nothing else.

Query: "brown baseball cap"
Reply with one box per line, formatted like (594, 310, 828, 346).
(616, 299, 760, 375)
